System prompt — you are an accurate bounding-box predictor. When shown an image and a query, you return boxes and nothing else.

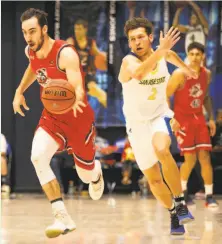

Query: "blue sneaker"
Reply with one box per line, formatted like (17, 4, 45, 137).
(170, 213, 185, 235)
(176, 203, 194, 225)
(205, 195, 219, 208)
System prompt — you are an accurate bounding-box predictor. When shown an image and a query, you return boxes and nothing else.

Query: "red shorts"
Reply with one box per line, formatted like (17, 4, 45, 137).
(175, 113, 212, 154)
(36, 105, 96, 170)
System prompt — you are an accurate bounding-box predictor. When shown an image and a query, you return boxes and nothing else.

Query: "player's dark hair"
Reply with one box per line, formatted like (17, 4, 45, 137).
(75, 19, 88, 29)
(124, 17, 153, 37)
(187, 42, 205, 54)
(20, 8, 48, 28)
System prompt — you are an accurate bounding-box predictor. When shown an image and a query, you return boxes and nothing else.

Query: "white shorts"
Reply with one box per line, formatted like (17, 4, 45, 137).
(126, 116, 173, 171)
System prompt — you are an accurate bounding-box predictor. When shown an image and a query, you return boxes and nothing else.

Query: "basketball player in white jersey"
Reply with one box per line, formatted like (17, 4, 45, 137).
(172, 1, 208, 54)
(118, 17, 198, 235)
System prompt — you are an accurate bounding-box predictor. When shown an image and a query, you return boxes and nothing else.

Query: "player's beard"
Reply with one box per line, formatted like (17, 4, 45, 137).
(35, 33, 45, 52)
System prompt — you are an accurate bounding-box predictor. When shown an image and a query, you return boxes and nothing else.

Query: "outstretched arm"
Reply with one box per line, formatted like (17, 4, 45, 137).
(119, 27, 181, 82)
(13, 46, 36, 116)
(172, 8, 189, 33)
(165, 50, 197, 78)
(188, 0, 208, 35)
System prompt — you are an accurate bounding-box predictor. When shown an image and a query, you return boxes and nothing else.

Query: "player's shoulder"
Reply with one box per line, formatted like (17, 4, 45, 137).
(122, 53, 140, 64)
(60, 45, 77, 58)
(203, 67, 211, 83)
(25, 45, 29, 58)
(172, 68, 185, 77)
(204, 67, 211, 76)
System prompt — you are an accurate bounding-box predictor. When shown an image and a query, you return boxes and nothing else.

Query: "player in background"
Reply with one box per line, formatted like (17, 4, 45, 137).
(167, 42, 218, 208)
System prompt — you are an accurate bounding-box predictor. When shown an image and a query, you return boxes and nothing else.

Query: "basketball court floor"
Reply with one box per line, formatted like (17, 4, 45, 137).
(1, 194, 222, 244)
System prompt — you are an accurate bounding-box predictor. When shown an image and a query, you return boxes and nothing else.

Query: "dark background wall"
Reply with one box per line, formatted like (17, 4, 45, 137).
(2, 1, 56, 191)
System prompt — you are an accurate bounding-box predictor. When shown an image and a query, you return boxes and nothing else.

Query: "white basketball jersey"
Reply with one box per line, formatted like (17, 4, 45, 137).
(122, 56, 173, 121)
(185, 25, 206, 53)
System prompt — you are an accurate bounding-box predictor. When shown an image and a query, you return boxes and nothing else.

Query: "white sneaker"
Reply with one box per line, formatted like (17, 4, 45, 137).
(45, 210, 76, 238)
(1, 185, 10, 199)
(89, 161, 104, 200)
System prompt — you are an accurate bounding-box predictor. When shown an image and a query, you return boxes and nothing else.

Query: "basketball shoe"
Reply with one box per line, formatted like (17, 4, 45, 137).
(170, 213, 185, 235)
(45, 209, 76, 238)
(89, 160, 104, 200)
(176, 203, 194, 225)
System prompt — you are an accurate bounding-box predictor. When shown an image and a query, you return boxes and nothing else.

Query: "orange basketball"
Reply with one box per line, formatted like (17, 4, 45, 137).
(94, 52, 107, 71)
(41, 79, 76, 114)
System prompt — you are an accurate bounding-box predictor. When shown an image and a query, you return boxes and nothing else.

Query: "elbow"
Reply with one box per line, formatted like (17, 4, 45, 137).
(131, 69, 143, 80)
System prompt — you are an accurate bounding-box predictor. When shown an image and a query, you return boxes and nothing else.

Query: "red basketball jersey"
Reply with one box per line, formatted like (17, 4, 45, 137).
(28, 39, 86, 102)
(174, 67, 208, 115)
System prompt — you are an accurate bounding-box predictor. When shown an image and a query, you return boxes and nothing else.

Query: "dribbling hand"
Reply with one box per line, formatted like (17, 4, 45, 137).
(13, 92, 30, 117)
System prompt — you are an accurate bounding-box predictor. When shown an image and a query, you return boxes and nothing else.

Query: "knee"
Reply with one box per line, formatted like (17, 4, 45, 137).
(31, 150, 45, 166)
(148, 178, 163, 188)
(154, 146, 171, 160)
(198, 151, 211, 163)
(76, 165, 92, 184)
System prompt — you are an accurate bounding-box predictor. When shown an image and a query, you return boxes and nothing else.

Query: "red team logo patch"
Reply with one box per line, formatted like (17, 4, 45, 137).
(36, 68, 49, 87)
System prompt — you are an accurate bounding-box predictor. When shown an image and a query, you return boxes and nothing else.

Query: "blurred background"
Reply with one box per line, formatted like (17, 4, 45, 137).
(1, 0, 222, 199)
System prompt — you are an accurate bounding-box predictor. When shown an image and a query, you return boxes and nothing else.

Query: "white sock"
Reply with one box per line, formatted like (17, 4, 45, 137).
(205, 184, 213, 196)
(51, 199, 66, 212)
(91, 160, 102, 182)
(181, 180, 187, 191)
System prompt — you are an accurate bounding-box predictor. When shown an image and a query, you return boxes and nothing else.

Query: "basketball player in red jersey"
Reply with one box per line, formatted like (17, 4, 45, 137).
(67, 19, 107, 107)
(167, 42, 218, 208)
(12, 8, 104, 238)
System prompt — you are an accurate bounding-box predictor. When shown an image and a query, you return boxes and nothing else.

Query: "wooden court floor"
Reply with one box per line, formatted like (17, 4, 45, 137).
(1, 194, 222, 244)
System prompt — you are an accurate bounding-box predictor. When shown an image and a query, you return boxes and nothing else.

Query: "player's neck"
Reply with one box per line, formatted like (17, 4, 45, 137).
(190, 65, 201, 75)
(140, 49, 153, 61)
(36, 37, 55, 59)
(76, 36, 87, 42)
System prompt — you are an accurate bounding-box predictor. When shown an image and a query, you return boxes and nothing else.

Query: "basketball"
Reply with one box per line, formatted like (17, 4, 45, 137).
(41, 79, 76, 114)
(94, 52, 107, 71)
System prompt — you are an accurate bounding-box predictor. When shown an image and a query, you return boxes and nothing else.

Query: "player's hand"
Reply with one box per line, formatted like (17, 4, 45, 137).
(159, 27, 181, 51)
(13, 91, 30, 117)
(208, 119, 216, 137)
(170, 118, 180, 133)
(72, 88, 86, 117)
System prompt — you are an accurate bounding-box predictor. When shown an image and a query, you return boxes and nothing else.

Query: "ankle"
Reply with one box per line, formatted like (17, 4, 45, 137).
(51, 198, 66, 212)
(174, 193, 186, 206)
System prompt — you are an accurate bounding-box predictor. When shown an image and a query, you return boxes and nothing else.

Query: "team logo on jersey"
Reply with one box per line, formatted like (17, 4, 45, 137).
(139, 76, 166, 85)
(36, 68, 49, 86)
(190, 99, 201, 108)
(189, 83, 203, 98)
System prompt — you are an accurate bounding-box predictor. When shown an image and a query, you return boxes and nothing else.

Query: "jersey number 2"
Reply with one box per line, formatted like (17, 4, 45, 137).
(148, 87, 157, 100)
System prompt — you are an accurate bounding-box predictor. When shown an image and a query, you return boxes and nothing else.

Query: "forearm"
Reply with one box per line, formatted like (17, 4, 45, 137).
(190, 2, 208, 28)
(172, 10, 181, 26)
(133, 48, 166, 80)
(204, 96, 214, 120)
(16, 64, 36, 94)
(166, 50, 188, 70)
(167, 97, 172, 109)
